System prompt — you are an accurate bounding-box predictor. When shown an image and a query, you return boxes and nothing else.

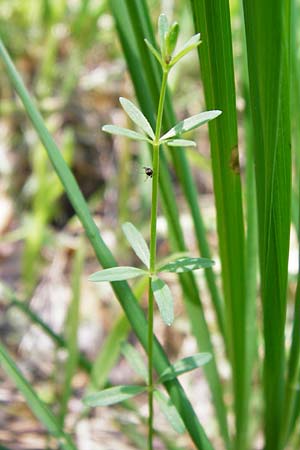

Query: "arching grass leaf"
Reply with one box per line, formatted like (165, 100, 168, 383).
(158, 256, 214, 273)
(151, 277, 174, 326)
(120, 342, 148, 382)
(154, 390, 186, 434)
(89, 267, 147, 282)
(122, 222, 150, 268)
(119, 97, 155, 139)
(159, 353, 212, 383)
(160, 110, 222, 141)
(83, 385, 146, 407)
(102, 125, 151, 142)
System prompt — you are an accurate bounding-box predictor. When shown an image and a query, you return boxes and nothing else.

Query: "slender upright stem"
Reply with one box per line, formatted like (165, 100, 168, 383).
(147, 68, 169, 450)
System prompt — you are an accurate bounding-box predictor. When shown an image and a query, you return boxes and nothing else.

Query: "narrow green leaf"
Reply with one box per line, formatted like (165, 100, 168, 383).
(151, 277, 174, 326)
(120, 342, 148, 382)
(102, 124, 151, 142)
(159, 353, 212, 383)
(144, 39, 163, 66)
(164, 139, 196, 147)
(83, 385, 146, 407)
(89, 267, 147, 282)
(119, 97, 155, 139)
(158, 256, 214, 273)
(170, 33, 201, 67)
(160, 110, 222, 141)
(158, 13, 169, 56)
(154, 390, 186, 434)
(166, 22, 180, 57)
(0, 344, 76, 450)
(122, 222, 150, 268)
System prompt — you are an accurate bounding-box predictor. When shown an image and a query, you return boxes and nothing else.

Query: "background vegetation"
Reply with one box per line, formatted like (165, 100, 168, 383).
(0, 0, 299, 449)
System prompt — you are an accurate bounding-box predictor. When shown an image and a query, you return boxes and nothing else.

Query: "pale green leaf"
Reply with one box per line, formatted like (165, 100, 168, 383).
(102, 125, 151, 142)
(119, 97, 155, 139)
(151, 277, 174, 326)
(170, 33, 201, 67)
(160, 110, 222, 141)
(158, 257, 214, 273)
(159, 353, 212, 383)
(154, 390, 185, 434)
(89, 267, 147, 282)
(122, 222, 150, 268)
(164, 139, 196, 147)
(83, 385, 146, 407)
(120, 342, 148, 382)
(144, 39, 163, 66)
(158, 13, 169, 56)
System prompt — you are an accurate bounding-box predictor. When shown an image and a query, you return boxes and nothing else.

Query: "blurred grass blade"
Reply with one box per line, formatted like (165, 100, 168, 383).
(110, 3, 229, 447)
(153, 390, 185, 434)
(158, 353, 212, 383)
(1, 282, 91, 372)
(191, 1, 248, 447)
(122, 221, 150, 268)
(242, 1, 291, 449)
(0, 343, 77, 450)
(0, 39, 213, 450)
(59, 243, 84, 426)
(84, 385, 146, 407)
(121, 342, 148, 382)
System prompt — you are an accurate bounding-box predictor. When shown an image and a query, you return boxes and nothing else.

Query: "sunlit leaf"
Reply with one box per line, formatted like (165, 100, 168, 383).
(102, 125, 151, 142)
(83, 385, 146, 407)
(89, 267, 147, 282)
(160, 110, 222, 141)
(122, 222, 150, 268)
(158, 13, 169, 56)
(151, 277, 174, 326)
(119, 97, 155, 139)
(154, 390, 185, 434)
(159, 353, 212, 383)
(120, 342, 148, 382)
(158, 256, 214, 273)
(164, 139, 196, 147)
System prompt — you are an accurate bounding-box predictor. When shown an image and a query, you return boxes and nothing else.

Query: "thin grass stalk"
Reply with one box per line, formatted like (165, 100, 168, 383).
(0, 343, 77, 450)
(109, 3, 230, 447)
(0, 39, 213, 450)
(242, 1, 291, 449)
(190, 1, 247, 448)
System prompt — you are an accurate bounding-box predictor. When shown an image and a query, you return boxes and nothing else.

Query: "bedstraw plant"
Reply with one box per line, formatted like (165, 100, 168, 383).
(83, 14, 221, 449)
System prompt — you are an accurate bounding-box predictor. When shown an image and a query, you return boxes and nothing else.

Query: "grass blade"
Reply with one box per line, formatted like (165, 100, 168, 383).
(242, 1, 291, 449)
(0, 343, 77, 450)
(191, 1, 248, 447)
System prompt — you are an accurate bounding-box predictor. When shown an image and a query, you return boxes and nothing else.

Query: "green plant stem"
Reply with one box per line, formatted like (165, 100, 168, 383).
(148, 68, 169, 450)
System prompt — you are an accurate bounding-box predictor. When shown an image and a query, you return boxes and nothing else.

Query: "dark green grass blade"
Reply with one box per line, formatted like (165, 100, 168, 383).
(242, 1, 291, 449)
(109, 2, 229, 446)
(0, 39, 213, 450)
(0, 343, 77, 450)
(190, 1, 247, 448)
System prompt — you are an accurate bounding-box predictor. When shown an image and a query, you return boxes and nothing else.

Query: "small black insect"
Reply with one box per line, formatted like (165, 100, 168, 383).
(143, 166, 153, 180)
